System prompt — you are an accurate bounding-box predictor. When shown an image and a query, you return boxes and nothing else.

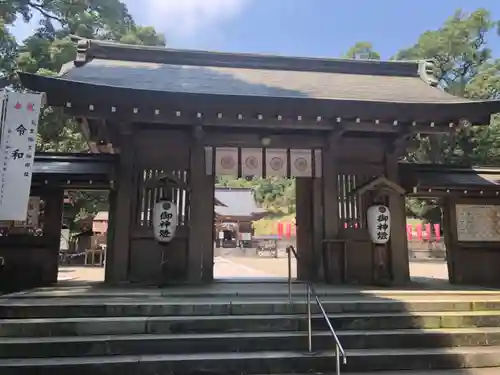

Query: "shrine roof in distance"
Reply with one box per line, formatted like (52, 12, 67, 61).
(17, 37, 500, 129)
(215, 187, 270, 221)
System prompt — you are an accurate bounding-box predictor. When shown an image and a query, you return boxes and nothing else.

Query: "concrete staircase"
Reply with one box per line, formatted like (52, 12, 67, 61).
(0, 284, 500, 374)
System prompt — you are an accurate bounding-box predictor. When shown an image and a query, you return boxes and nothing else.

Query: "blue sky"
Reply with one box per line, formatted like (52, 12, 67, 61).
(10, 0, 500, 59)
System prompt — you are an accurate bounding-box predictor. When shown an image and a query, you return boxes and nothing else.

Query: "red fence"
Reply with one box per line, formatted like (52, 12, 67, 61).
(407, 223, 441, 241)
(276, 222, 296, 239)
(273, 221, 441, 242)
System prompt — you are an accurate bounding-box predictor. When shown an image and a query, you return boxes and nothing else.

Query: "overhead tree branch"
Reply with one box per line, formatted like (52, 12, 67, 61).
(27, 1, 64, 23)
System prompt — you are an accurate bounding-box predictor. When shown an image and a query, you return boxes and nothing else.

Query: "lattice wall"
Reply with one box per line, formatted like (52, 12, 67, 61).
(337, 173, 378, 229)
(135, 168, 190, 228)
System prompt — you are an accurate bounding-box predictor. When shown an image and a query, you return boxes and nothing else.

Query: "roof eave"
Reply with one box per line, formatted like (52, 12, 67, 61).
(19, 72, 500, 125)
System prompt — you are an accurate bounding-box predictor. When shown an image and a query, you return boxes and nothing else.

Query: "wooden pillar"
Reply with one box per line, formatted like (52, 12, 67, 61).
(104, 188, 117, 283)
(312, 175, 324, 281)
(188, 139, 212, 283)
(109, 123, 135, 283)
(43, 188, 64, 285)
(296, 177, 314, 280)
(201, 174, 215, 282)
(385, 151, 410, 285)
(442, 198, 458, 283)
(323, 133, 342, 283)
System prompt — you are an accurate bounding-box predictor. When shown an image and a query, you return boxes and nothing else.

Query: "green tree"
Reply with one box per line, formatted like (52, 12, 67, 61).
(344, 42, 380, 60)
(395, 8, 500, 220)
(5, 0, 166, 153)
(2, 0, 166, 238)
(0, 21, 17, 80)
(394, 8, 500, 165)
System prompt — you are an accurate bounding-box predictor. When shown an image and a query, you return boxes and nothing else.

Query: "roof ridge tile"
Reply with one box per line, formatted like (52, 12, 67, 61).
(72, 36, 421, 77)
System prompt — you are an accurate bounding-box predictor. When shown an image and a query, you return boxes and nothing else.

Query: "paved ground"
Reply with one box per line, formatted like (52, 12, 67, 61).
(216, 248, 297, 279)
(57, 266, 104, 282)
(57, 251, 449, 284)
(410, 260, 450, 282)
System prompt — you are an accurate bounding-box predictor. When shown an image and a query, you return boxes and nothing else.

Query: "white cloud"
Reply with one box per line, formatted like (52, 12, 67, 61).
(140, 0, 249, 40)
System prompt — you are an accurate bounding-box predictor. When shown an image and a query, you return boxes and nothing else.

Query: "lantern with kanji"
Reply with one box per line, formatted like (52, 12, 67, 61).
(153, 200, 178, 243)
(367, 205, 391, 244)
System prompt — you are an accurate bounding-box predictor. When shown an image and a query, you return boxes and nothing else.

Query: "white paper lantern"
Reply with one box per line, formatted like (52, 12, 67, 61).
(153, 200, 178, 243)
(367, 205, 391, 244)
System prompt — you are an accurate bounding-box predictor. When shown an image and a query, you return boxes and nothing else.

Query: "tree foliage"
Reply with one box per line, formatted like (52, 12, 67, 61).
(1, 0, 166, 234)
(3, 0, 166, 151)
(393, 9, 500, 166)
(343, 41, 380, 60)
(4, 5, 500, 226)
(344, 9, 500, 221)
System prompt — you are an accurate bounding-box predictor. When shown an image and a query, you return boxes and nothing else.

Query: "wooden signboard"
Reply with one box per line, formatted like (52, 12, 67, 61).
(456, 204, 500, 242)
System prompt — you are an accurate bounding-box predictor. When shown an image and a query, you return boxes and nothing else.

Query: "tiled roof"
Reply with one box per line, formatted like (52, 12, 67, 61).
(214, 187, 267, 218)
(56, 58, 467, 104)
(19, 39, 500, 125)
(400, 164, 500, 190)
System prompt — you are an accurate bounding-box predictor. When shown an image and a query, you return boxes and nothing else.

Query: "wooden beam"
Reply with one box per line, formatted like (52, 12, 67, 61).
(188, 132, 212, 283)
(67, 106, 333, 130)
(350, 175, 406, 197)
(312, 171, 324, 281)
(144, 172, 191, 190)
(42, 188, 65, 285)
(343, 121, 450, 134)
(296, 177, 314, 281)
(322, 131, 342, 283)
(387, 132, 412, 155)
(203, 132, 328, 149)
(408, 188, 500, 198)
(385, 150, 410, 285)
(65, 105, 456, 134)
(79, 118, 100, 153)
(108, 123, 135, 283)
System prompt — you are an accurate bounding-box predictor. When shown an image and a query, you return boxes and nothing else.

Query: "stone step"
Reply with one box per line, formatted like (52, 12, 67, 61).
(0, 346, 500, 374)
(2, 298, 500, 318)
(1, 327, 500, 358)
(7, 283, 500, 299)
(2, 311, 500, 337)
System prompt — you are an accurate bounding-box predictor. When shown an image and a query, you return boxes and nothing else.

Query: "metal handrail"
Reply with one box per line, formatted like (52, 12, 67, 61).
(286, 245, 347, 375)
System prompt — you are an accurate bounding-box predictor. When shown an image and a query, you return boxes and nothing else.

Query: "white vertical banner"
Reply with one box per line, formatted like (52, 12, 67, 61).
(241, 148, 263, 177)
(266, 149, 287, 177)
(0, 91, 44, 220)
(215, 147, 238, 176)
(290, 149, 312, 177)
(314, 149, 322, 178)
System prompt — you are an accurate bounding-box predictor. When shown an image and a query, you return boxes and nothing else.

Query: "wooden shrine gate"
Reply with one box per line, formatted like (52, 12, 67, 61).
(18, 37, 500, 287)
